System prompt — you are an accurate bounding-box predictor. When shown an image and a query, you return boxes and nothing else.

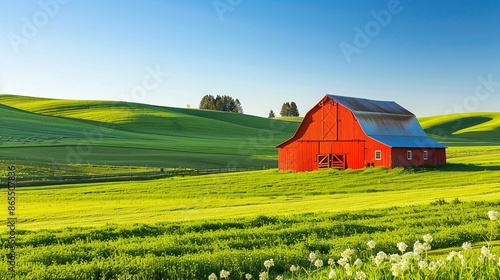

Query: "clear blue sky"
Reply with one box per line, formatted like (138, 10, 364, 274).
(1, 0, 499, 117)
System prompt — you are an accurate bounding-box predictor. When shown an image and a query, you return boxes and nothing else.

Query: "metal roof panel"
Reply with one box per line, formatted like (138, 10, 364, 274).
(327, 94, 445, 148)
(328, 94, 413, 115)
(368, 135, 447, 148)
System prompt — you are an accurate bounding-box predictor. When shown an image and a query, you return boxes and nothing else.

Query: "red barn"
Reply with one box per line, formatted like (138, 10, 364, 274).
(277, 94, 446, 171)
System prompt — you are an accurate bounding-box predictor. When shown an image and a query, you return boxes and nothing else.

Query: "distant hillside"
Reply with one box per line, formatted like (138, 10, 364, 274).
(1, 95, 498, 177)
(0, 95, 299, 173)
(419, 112, 500, 145)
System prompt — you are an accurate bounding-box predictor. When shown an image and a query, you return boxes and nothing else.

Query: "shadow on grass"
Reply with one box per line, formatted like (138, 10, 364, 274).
(439, 163, 500, 171)
(405, 163, 500, 172)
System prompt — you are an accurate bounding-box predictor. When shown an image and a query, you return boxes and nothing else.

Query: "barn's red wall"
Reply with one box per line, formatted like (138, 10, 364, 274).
(391, 148, 446, 167)
(364, 138, 392, 168)
(278, 97, 375, 171)
(277, 96, 446, 172)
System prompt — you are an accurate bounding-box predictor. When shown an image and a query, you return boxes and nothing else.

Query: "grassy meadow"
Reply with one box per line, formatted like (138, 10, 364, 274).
(0, 95, 500, 279)
(0, 95, 298, 175)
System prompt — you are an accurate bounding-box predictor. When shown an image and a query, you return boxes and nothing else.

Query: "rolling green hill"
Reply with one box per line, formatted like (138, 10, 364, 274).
(420, 112, 500, 145)
(1, 94, 499, 178)
(0, 95, 298, 176)
(0, 95, 499, 279)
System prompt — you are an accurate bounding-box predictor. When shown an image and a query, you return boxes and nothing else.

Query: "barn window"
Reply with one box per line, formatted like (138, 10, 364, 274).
(407, 150, 412, 160)
(375, 150, 382, 160)
(423, 150, 428, 160)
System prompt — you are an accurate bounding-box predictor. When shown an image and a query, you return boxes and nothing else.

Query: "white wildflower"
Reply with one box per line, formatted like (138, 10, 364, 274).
(220, 270, 230, 279)
(391, 262, 404, 277)
(337, 257, 348, 267)
(397, 242, 408, 253)
(418, 260, 428, 270)
(276, 276, 283, 280)
(462, 242, 472, 251)
(479, 254, 485, 262)
(457, 252, 467, 267)
(354, 258, 362, 266)
(458, 252, 465, 261)
(389, 254, 401, 263)
(328, 269, 336, 279)
(245, 274, 253, 280)
(482, 246, 491, 257)
(356, 270, 367, 280)
(367, 240, 376, 249)
(428, 261, 437, 271)
(402, 252, 416, 261)
(447, 251, 457, 261)
(401, 259, 411, 272)
(264, 259, 274, 269)
(208, 273, 218, 280)
(341, 248, 355, 259)
(289, 265, 299, 272)
(344, 263, 353, 276)
(488, 210, 498, 221)
(481, 246, 495, 260)
(309, 252, 317, 262)
(413, 241, 424, 254)
(259, 271, 268, 280)
(374, 251, 387, 266)
(423, 234, 433, 243)
(328, 258, 335, 266)
(314, 259, 324, 268)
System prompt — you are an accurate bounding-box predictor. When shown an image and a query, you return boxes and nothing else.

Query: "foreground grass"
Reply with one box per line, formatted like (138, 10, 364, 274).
(2, 202, 500, 279)
(8, 157, 500, 230)
(0, 149, 498, 279)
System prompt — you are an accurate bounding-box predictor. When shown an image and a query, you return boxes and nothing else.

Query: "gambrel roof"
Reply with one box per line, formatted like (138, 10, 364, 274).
(278, 95, 446, 148)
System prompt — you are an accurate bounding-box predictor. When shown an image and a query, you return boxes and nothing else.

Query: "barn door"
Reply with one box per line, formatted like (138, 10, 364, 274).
(331, 154, 346, 169)
(317, 154, 330, 169)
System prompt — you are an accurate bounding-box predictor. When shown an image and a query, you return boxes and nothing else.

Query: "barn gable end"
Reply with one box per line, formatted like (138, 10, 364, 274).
(277, 94, 446, 171)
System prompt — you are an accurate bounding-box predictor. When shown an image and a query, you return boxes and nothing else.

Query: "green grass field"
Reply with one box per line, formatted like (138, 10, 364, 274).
(0, 95, 298, 175)
(0, 95, 500, 279)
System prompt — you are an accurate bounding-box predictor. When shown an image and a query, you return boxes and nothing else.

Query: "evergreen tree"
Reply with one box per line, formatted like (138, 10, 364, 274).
(235, 99, 243, 114)
(199, 95, 243, 113)
(268, 109, 275, 118)
(280, 102, 291, 117)
(199, 94, 216, 110)
(289, 102, 299, 117)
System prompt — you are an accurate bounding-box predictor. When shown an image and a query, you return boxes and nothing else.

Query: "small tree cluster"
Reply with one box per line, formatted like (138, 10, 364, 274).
(280, 102, 299, 117)
(199, 95, 243, 113)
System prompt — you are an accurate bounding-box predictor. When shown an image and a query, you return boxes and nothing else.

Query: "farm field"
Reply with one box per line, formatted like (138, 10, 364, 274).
(0, 94, 298, 177)
(1, 160, 500, 279)
(0, 95, 500, 279)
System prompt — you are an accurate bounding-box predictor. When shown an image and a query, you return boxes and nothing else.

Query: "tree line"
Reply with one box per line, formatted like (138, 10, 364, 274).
(197, 95, 299, 118)
(199, 95, 243, 113)
(269, 102, 300, 118)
